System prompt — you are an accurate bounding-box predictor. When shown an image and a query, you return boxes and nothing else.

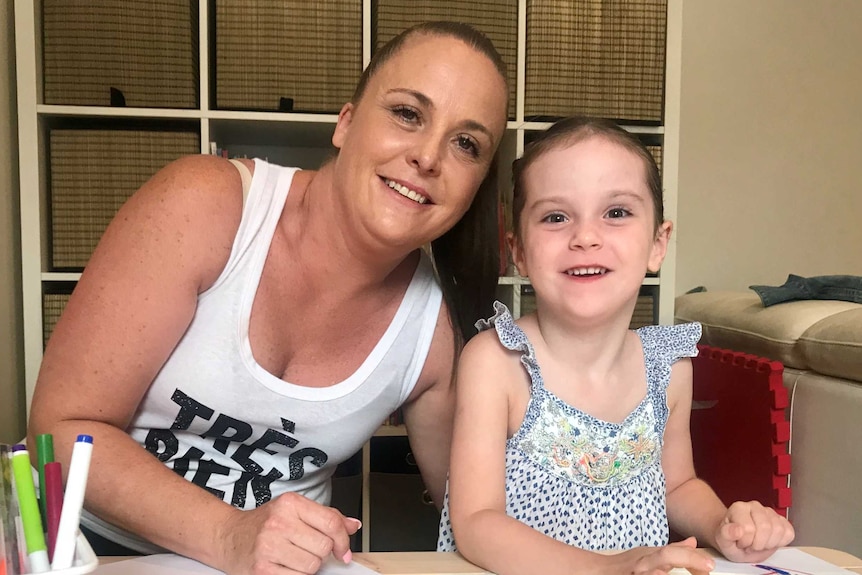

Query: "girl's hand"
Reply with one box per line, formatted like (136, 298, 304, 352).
(612, 537, 715, 575)
(714, 501, 795, 563)
(217, 492, 361, 575)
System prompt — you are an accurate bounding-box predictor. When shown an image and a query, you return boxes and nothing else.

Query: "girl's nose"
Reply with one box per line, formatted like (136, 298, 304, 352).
(569, 223, 602, 250)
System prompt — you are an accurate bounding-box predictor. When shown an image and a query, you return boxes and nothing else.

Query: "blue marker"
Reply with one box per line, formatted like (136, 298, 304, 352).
(755, 565, 793, 575)
(52, 435, 94, 570)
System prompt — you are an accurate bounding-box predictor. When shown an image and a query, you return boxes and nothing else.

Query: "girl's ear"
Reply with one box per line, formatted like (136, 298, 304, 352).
(507, 231, 528, 278)
(647, 220, 673, 274)
(331, 103, 355, 150)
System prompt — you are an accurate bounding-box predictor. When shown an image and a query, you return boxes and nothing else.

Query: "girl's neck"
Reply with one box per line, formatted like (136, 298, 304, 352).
(531, 306, 636, 383)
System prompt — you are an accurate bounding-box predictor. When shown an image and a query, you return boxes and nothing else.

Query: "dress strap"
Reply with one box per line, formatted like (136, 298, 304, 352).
(637, 322, 702, 397)
(477, 301, 544, 393)
(228, 158, 253, 204)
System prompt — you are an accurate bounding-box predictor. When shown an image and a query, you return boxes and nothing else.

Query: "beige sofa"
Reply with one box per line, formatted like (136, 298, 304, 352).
(674, 291, 862, 557)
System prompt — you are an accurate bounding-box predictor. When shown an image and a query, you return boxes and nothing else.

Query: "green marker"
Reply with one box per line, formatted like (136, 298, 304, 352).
(11, 444, 50, 573)
(36, 433, 55, 526)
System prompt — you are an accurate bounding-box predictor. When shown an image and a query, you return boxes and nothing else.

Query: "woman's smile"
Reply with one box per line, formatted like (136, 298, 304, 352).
(383, 177, 431, 205)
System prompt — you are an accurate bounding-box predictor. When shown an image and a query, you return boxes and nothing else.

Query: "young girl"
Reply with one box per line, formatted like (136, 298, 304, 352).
(437, 117, 794, 575)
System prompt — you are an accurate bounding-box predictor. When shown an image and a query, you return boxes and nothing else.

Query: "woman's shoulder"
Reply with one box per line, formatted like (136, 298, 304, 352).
(102, 154, 248, 287)
(154, 154, 248, 195)
(134, 155, 246, 225)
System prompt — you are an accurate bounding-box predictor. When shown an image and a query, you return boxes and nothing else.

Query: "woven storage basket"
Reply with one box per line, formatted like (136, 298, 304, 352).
(48, 127, 200, 270)
(214, 0, 362, 113)
(42, 0, 199, 108)
(630, 293, 656, 329)
(646, 144, 663, 173)
(518, 288, 654, 327)
(373, 1, 518, 119)
(525, 0, 667, 123)
(42, 291, 71, 348)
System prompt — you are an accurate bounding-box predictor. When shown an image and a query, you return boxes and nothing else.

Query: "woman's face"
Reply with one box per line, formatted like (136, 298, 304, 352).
(331, 33, 508, 251)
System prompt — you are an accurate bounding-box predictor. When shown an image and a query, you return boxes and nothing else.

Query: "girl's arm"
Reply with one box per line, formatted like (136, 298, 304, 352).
(662, 358, 728, 543)
(663, 358, 795, 563)
(448, 333, 714, 575)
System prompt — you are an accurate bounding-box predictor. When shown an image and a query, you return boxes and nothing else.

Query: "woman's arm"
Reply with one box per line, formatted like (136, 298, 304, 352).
(401, 304, 457, 509)
(28, 154, 244, 563)
(26, 156, 356, 575)
(448, 334, 714, 575)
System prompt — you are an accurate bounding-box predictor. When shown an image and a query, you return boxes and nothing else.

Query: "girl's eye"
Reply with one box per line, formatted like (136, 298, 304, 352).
(455, 134, 480, 158)
(392, 105, 420, 124)
(607, 207, 631, 219)
(542, 213, 567, 224)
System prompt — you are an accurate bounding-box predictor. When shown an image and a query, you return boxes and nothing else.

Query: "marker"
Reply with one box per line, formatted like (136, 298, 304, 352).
(755, 565, 792, 575)
(10, 444, 50, 573)
(44, 461, 64, 562)
(36, 434, 55, 527)
(51, 435, 93, 571)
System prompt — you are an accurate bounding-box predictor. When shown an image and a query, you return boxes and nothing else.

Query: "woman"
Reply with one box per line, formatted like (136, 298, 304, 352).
(26, 21, 509, 575)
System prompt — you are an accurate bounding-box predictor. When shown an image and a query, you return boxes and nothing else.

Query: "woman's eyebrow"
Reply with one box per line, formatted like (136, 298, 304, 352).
(387, 88, 433, 108)
(459, 120, 495, 143)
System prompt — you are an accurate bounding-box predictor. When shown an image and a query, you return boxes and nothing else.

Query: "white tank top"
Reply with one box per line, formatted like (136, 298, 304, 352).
(82, 159, 443, 552)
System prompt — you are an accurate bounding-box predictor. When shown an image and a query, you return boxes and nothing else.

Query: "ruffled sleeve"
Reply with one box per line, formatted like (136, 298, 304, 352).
(475, 300, 543, 389)
(638, 322, 702, 365)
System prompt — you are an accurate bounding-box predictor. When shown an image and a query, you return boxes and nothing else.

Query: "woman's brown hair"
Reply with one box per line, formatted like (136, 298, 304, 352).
(354, 21, 510, 345)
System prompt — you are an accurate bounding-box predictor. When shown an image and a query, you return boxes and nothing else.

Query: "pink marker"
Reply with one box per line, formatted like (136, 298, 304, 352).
(44, 461, 64, 562)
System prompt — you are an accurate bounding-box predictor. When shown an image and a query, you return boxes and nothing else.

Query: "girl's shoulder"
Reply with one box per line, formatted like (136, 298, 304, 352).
(636, 321, 702, 363)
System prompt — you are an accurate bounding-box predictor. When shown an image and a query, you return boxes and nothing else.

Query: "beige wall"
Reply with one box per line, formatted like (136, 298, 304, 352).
(676, 0, 862, 294)
(0, 1, 25, 443)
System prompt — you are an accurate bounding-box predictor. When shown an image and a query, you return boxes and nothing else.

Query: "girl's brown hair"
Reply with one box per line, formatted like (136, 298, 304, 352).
(511, 116, 664, 237)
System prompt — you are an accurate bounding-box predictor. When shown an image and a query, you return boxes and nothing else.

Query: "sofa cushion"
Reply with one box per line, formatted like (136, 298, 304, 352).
(674, 291, 860, 369)
(799, 308, 862, 382)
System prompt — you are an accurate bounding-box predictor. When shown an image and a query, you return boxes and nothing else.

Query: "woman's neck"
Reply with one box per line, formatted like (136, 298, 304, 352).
(285, 164, 418, 294)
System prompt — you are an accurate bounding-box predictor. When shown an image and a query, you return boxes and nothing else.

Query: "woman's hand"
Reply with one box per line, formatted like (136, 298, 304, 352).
(217, 492, 361, 575)
(714, 501, 795, 563)
(611, 537, 715, 575)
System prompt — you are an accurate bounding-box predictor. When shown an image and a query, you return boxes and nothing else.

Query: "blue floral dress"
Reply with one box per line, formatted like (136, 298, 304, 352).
(437, 301, 702, 552)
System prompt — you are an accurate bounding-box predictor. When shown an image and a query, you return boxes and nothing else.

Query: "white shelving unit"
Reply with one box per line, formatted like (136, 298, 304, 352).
(15, 0, 682, 553)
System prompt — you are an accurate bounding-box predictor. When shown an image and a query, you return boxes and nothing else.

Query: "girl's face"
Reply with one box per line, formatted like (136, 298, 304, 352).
(331, 34, 508, 252)
(510, 136, 671, 324)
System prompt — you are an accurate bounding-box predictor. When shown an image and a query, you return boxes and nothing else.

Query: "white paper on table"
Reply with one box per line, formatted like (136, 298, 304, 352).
(670, 548, 856, 575)
(92, 553, 380, 575)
